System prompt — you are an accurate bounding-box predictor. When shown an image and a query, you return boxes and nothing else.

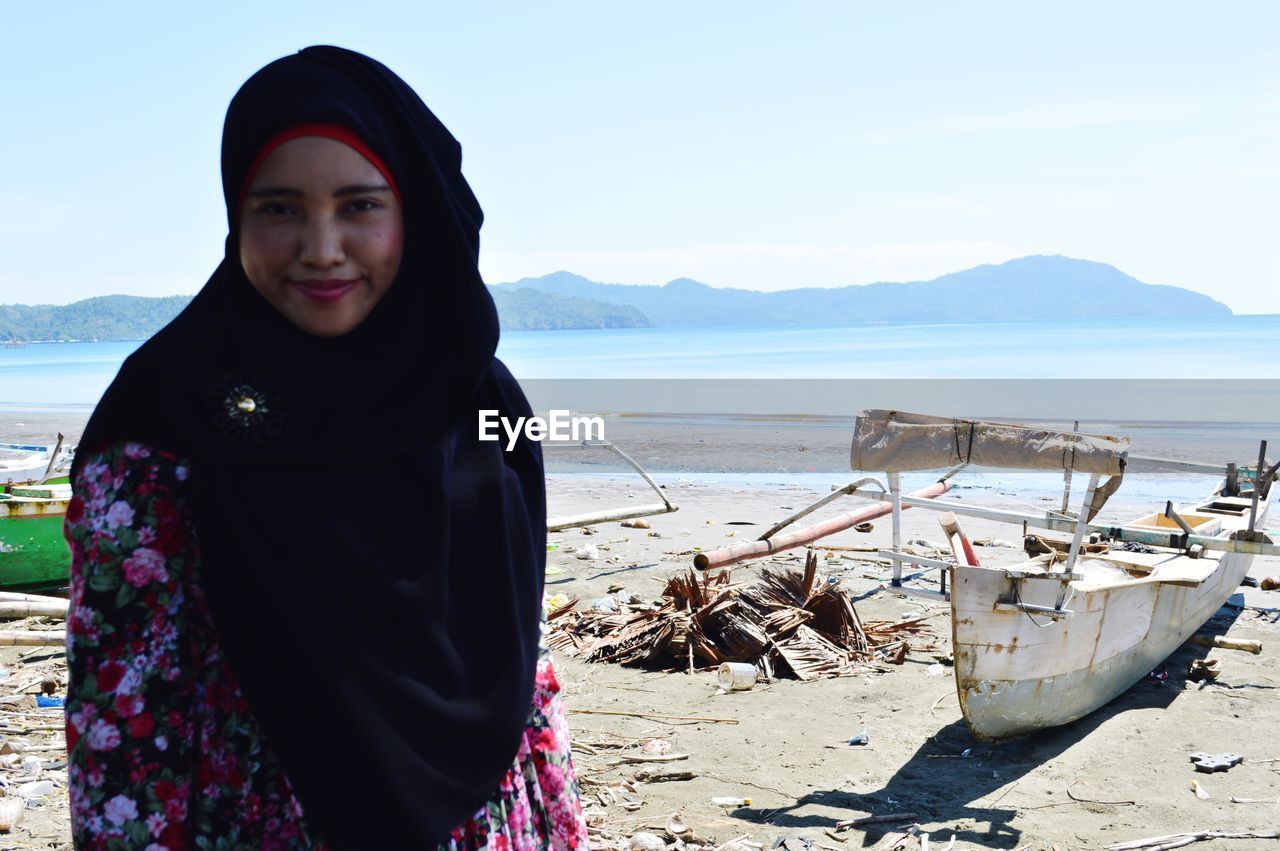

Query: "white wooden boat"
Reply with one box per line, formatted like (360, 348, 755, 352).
(846, 410, 1279, 740)
(0, 439, 74, 486)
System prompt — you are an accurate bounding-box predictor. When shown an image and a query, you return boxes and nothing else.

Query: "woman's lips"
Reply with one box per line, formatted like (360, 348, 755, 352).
(294, 278, 360, 303)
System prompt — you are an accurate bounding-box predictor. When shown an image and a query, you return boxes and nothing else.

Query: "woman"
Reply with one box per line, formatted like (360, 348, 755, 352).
(64, 46, 588, 850)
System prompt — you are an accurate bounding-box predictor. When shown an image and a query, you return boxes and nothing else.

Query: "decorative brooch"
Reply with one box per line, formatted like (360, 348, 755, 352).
(207, 373, 283, 446)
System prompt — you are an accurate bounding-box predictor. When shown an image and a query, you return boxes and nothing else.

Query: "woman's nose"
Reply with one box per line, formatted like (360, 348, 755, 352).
(299, 214, 345, 268)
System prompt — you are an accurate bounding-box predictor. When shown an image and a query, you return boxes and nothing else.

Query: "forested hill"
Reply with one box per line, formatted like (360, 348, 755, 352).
(0, 290, 650, 341)
(493, 255, 1232, 327)
(0, 295, 192, 342)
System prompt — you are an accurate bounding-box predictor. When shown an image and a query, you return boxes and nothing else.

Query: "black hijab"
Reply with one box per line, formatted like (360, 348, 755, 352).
(73, 46, 546, 847)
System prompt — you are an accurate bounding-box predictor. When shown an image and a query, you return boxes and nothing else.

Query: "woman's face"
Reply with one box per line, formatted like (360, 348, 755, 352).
(239, 136, 404, 337)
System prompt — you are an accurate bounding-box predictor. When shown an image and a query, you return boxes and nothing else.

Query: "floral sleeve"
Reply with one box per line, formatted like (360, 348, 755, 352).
(64, 442, 199, 849)
(64, 442, 325, 851)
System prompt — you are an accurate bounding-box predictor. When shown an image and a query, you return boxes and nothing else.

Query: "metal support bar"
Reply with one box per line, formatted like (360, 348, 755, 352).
(1063, 473, 1100, 574)
(993, 602, 1073, 619)
(845, 491, 1280, 557)
(876, 551, 952, 571)
(1056, 471, 1099, 610)
(1249, 440, 1267, 533)
(888, 471, 903, 587)
(758, 477, 884, 541)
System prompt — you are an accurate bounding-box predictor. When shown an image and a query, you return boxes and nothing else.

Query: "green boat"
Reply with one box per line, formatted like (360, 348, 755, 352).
(0, 484, 71, 593)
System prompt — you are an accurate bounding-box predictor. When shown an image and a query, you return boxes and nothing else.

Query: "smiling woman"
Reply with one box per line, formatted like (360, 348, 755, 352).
(64, 46, 586, 851)
(239, 131, 404, 337)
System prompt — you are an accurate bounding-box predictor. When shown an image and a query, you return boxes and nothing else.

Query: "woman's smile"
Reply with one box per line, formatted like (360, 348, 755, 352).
(238, 136, 403, 337)
(292, 276, 363, 302)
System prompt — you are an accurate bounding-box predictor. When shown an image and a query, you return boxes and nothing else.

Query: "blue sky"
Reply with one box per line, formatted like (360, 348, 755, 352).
(2, 2, 1277, 311)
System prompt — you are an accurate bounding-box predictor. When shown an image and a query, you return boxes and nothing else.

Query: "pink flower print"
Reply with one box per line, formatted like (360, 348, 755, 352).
(86, 718, 122, 751)
(137, 526, 157, 545)
(103, 793, 138, 826)
(122, 547, 168, 587)
(114, 693, 144, 718)
(123, 442, 152, 460)
(146, 812, 167, 837)
(105, 500, 135, 529)
(69, 702, 99, 734)
(174, 465, 189, 481)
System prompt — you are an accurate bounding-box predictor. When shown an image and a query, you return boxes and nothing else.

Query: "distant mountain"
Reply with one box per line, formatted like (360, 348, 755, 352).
(493, 256, 1232, 326)
(489, 288, 651, 330)
(0, 288, 649, 342)
(0, 256, 1230, 341)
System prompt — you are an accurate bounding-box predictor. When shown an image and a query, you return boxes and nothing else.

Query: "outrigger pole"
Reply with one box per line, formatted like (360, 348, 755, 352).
(544, 439, 679, 531)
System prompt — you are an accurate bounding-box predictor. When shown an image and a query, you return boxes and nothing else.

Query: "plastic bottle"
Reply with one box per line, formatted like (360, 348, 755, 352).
(710, 796, 751, 808)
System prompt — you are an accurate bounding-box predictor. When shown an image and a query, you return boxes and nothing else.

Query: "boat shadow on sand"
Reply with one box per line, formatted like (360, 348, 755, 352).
(729, 601, 1251, 849)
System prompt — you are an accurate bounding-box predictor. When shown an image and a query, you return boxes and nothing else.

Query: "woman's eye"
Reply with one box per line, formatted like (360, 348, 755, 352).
(347, 199, 380, 213)
(257, 202, 294, 216)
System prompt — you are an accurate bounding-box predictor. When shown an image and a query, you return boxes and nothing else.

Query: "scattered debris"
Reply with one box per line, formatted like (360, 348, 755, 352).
(622, 519, 651, 529)
(0, 796, 24, 832)
(1187, 658, 1220, 683)
(548, 551, 931, 680)
(1190, 778, 1211, 799)
(717, 662, 758, 691)
(710, 796, 751, 808)
(847, 729, 869, 746)
(1188, 752, 1243, 773)
(629, 832, 665, 851)
(1106, 830, 1280, 850)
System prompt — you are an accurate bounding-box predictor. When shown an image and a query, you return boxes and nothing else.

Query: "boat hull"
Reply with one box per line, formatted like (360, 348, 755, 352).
(0, 499, 71, 593)
(952, 539, 1258, 740)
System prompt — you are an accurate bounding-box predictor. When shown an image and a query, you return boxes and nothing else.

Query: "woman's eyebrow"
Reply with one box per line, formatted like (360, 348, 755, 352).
(335, 183, 393, 197)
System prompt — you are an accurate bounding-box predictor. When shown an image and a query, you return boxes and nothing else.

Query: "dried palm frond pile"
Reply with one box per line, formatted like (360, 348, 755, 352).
(546, 550, 933, 680)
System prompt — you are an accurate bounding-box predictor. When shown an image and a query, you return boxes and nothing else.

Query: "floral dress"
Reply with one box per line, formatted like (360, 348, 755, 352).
(64, 441, 588, 851)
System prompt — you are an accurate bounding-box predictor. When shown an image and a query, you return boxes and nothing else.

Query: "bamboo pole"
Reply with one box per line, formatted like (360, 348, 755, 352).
(0, 630, 65, 646)
(0, 591, 67, 604)
(0, 601, 68, 619)
(547, 502, 678, 532)
(694, 479, 954, 571)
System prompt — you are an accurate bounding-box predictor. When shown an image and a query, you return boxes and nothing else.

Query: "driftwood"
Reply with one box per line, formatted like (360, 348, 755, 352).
(568, 709, 739, 724)
(1106, 831, 1280, 851)
(0, 630, 65, 647)
(835, 812, 917, 830)
(548, 551, 927, 681)
(0, 600, 68, 619)
(0, 591, 68, 604)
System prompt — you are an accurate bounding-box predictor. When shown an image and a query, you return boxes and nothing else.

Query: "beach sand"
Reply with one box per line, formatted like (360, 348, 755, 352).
(544, 476, 1280, 850)
(3, 410, 1279, 848)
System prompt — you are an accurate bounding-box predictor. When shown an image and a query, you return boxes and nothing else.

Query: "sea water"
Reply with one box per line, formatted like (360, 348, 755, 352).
(4, 315, 1280, 409)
